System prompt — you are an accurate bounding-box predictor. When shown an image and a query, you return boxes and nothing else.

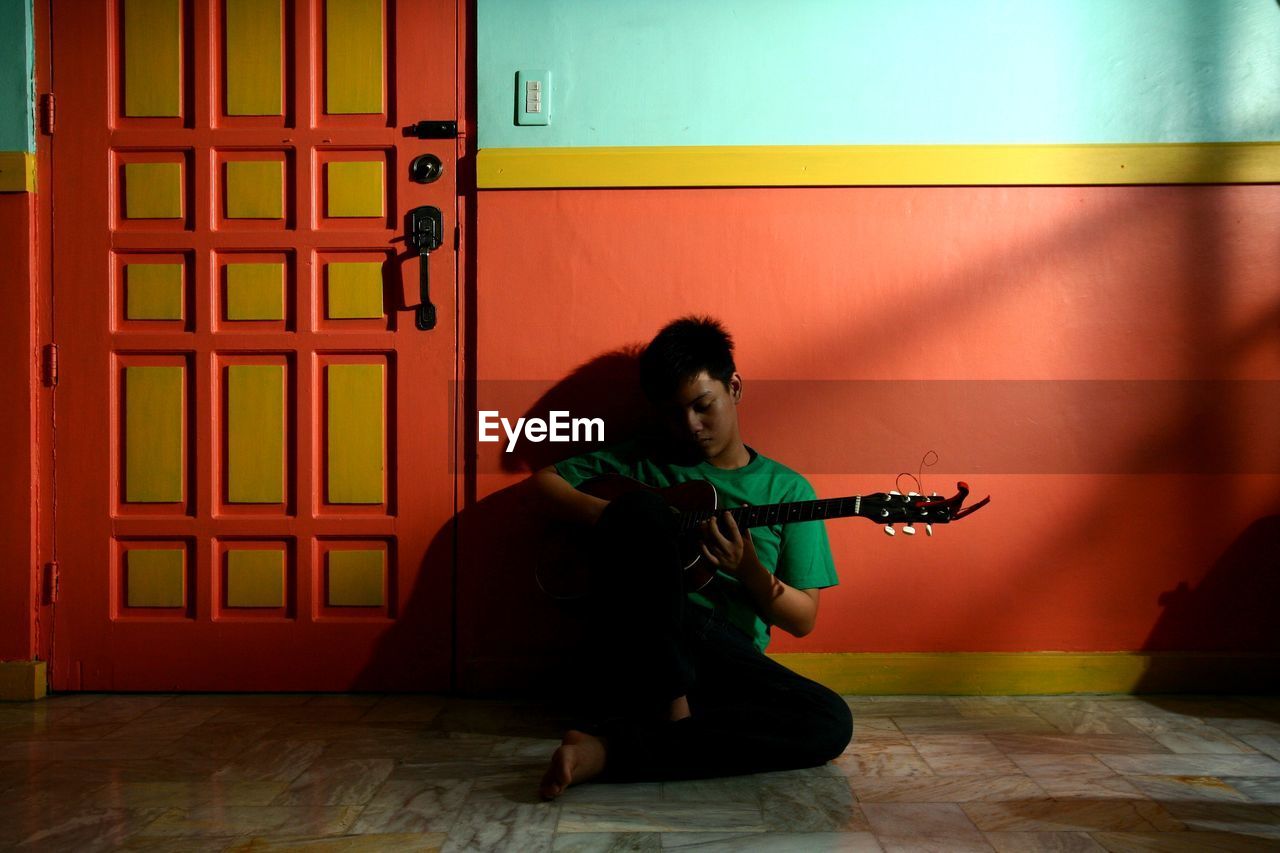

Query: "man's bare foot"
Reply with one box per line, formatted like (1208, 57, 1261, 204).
(669, 694, 691, 722)
(539, 729, 608, 801)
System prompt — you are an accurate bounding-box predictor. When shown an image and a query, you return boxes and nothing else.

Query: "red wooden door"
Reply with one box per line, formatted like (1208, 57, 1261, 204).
(50, 0, 458, 691)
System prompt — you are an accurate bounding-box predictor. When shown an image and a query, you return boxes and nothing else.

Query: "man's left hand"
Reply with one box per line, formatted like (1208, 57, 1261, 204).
(698, 511, 758, 577)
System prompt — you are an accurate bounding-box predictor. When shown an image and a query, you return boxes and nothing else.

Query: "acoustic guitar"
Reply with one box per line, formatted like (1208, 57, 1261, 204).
(535, 474, 990, 598)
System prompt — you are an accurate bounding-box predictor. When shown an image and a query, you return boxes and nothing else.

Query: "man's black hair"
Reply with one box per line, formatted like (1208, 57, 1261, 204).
(638, 316, 736, 402)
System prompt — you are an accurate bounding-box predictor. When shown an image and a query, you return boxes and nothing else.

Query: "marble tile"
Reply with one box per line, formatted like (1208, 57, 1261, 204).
(165, 693, 314, 708)
(1097, 754, 1280, 777)
(0, 738, 170, 760)
(349, 778, 472, 833)
(1221, 776, 1280, 804)
(861, 802, 987, 840)
(848, 699, 962, 718)
(758, 774, 867, 832)
(909, 735, 1022, 776)
(1126, 774, 1250, 803)
(1199, 717, 1280, 738)
(1089, 831, 1280, 852)
(133, 804, 364, 838)
(557, 782, 663, 805)
(557, 802, 764, 833)
(660, 831, 882, 851)
(152, 721, 273, 761)
(442, 798, 559, 852)
(212, 739, 326, 783)
(962, 800, 1183, 833)
(491, 734, 566, 759)
(23, 756, 222, 785)
(117, 834, 243, 851)
(1026, 708, 1145, 736)
(1006, 754, 1115, 778)
(1158, 801, 1280, 838)
(983, 831, 1104, 852)
(1031, 774, 1144, 801)
(271, 758, 395, 806)
(1152, 728, 1258, 754)
(81, 780, 288, 808)
(660, 775, 764, 804)
(221, 832, 448, 851)
(984, 734, 1167, 755)
(1241, 735, 1280, 761)
(552, 831, 662, 852)
(852, 775, 1046, 803)
(359, 695, 447, 723)
(833, 743, 936, 778)
(103, 707, 224, 741)
(892, 715, 1057, 735)
(319, 729, 499, 762)
(12, 808, 168, 852)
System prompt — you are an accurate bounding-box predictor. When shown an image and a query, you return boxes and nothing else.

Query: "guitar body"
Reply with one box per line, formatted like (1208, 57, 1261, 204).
(577, 474, 721, 592)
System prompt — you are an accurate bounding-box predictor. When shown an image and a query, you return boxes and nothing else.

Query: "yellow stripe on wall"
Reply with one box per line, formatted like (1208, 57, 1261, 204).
(325, 0, 383, 114)
(123, 0, 182, 117)
(769, 652, 1280, 695)
(477, 142, 1280, 189)
(227, 365, 284, 504)
(125, 366, 184, 503)
(225, 0, 283, 116)
(326, 363, 384, 504)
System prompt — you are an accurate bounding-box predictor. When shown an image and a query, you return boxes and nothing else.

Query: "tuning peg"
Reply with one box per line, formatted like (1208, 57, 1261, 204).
(925, 524, 933, 537)
(883, 524, 895, 536)
(889, 490, 901, 496)
(903, 523, 916, 535)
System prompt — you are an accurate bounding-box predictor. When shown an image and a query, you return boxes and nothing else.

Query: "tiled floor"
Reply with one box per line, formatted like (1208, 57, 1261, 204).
(2, 693, 1279, 851)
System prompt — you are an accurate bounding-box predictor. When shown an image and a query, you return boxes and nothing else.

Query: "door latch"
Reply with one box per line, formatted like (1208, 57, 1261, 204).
(407, 206, 442, 331)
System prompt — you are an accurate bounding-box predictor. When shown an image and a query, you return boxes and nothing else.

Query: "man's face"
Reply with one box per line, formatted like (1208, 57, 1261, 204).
(656, 370, 742, 461)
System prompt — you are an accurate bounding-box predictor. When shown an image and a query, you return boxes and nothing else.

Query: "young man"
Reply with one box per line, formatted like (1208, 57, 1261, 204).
(531, 316, 853, 800)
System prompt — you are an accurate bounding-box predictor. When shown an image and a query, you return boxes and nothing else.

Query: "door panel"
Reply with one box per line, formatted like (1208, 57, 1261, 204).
(52, 0, 457, 690)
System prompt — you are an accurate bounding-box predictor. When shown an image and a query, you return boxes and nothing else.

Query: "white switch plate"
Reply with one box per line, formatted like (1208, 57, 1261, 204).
(516, 70, 550, 126)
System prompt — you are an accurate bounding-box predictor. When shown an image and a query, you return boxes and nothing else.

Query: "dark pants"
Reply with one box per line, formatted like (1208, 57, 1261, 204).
(569, 489, 854, 783)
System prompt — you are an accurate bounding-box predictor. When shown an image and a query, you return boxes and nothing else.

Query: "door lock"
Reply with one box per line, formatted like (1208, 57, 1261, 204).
(410, 153, 444, 184)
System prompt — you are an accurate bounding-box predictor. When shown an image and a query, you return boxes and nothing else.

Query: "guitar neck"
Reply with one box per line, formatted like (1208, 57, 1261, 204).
(677, 495, 869, 532)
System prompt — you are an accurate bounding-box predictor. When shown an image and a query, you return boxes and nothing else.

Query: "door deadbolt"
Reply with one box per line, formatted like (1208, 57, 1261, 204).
(410, 154, 444, 184)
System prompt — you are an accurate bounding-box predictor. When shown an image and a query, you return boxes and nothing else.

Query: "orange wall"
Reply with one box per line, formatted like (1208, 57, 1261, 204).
(0, 191, 41, 662)
(464, 185, 1280, 666)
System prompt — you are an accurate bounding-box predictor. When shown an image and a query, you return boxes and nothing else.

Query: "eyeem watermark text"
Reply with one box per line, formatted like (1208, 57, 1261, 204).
(478, 410, 605, 452)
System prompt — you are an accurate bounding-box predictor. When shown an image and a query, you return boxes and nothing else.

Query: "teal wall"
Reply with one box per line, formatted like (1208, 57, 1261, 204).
(479, 0, 1280, 149)
(0, 0, 34, 152)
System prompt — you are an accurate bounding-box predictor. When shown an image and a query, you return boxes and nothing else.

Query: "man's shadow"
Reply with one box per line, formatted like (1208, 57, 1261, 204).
(1137, 513, 1280, 693)
(356, 347, 656, 699)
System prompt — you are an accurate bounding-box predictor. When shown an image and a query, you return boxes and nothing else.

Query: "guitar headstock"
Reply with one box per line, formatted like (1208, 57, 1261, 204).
(861, 482, 990, 537)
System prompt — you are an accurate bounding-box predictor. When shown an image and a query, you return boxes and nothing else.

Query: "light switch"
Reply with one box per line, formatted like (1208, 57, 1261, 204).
(516, 70, 551, 126)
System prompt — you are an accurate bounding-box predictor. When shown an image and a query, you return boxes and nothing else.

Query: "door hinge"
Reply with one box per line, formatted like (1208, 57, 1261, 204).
(41, 343, 58, 387)
(44, 561, 59, 605)
(40, 93, 55, 135)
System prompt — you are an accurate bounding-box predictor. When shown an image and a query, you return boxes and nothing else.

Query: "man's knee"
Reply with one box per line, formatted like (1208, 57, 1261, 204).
(801, 684, 854, 764)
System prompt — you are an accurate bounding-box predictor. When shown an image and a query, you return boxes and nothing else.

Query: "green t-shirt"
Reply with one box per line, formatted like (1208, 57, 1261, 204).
(553, 438, 838, 652)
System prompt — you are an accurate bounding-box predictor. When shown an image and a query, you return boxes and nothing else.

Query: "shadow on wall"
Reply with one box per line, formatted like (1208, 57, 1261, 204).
(356, 348, 656, 695)
(1136, 515, 1280, 693)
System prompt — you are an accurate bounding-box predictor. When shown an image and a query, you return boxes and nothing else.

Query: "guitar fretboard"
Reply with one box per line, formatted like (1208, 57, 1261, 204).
(678, 496, 865, 532)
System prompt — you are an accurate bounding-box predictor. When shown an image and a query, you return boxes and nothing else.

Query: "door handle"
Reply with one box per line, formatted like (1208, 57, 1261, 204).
(406, 205, 442, 331)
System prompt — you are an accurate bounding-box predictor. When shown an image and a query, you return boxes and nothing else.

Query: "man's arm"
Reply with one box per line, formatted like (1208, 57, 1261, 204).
(697, 512, 821, 637)
(527, 465, 609, 525)
(738, 556, 820, 638)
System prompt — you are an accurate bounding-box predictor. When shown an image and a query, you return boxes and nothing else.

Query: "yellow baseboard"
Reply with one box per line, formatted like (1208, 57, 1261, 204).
(0, 660, 47, 701)
(0, 152, 36, 193)
(477, 142, 1280, 189)
(769, 652, 1280, 695)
